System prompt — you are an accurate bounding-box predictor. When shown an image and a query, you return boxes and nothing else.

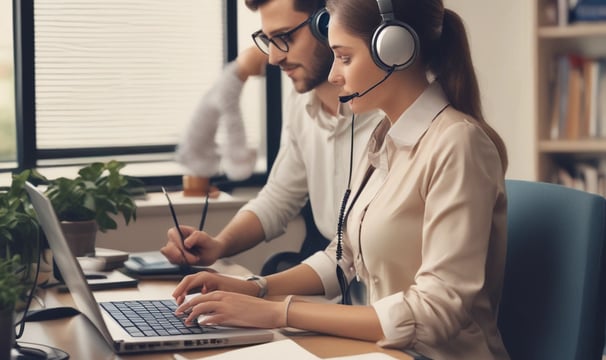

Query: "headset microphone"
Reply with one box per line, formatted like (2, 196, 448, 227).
(339, 92, 359, 103)
(338, 67, 395, 103)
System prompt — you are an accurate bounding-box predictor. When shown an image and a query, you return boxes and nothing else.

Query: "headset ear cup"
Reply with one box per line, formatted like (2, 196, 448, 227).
(310, 8, 329, 42)
(371, 21, 418, 72)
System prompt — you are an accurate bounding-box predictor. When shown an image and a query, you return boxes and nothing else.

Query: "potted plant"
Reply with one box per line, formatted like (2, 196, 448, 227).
(0, 169, 45, 358)
(43, 160, 145, 257)
(0, 255, 26, 358)
(0, 169, 44, 266)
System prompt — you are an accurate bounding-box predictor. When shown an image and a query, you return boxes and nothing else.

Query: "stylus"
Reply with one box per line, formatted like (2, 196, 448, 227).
(198, 191, 209, 231)
(162, 187, 185, 242)
(161, 187, 193, 272)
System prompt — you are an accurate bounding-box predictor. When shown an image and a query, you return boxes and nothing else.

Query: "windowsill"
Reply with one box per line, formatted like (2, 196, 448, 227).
(0, 157, 268, 189)
(136, 186, 260, 216)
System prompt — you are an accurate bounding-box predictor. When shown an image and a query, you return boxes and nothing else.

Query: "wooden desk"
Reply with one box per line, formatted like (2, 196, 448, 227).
(18, 260, 412, 359)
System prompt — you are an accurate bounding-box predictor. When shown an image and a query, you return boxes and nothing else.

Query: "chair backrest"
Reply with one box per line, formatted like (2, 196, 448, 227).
(260, 200, 330, 276)
(499, 180, 606, 359)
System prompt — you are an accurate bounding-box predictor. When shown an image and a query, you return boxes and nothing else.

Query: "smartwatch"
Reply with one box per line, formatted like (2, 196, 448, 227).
(246, 275, 267, 298)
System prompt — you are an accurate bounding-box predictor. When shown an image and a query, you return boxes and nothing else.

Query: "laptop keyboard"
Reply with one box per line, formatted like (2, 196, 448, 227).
(100, 300, 204, 337)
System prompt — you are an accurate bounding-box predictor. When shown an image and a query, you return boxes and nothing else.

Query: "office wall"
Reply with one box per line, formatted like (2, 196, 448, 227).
(445, 0, 535, 180)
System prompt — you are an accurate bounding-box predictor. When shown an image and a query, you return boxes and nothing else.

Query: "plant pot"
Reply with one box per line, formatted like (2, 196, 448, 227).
(182, 175, 210, 196)
(60, 220, 98, 257)
(0, 305, 15, 359)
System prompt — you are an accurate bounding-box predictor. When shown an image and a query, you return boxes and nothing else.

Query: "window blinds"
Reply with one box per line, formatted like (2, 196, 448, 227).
(33, 0, 225, 150)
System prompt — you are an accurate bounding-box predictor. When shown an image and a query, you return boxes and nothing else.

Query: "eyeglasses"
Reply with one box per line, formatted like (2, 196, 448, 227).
(251, 17, 311, 55)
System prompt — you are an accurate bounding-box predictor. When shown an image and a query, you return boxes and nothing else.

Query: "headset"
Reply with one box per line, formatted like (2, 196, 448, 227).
(310, 7, 330, 42)
(371, 0, 419, 72)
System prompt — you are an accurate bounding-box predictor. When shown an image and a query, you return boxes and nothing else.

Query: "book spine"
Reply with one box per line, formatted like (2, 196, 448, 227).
(571, 4, 606, 21)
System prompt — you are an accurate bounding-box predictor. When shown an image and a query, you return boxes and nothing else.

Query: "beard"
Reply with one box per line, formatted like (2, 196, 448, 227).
(293, 42, 333, 93)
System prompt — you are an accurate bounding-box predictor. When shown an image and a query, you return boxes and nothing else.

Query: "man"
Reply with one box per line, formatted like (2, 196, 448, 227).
(161, 0, 382, 274)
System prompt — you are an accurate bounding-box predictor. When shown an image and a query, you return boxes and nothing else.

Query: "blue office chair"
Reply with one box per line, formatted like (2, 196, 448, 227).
(499, 180, 606, 360)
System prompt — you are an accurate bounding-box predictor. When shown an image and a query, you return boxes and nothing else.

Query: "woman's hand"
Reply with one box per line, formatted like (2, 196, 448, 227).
(172, 272, 259, 305)
(175, 291, 287, 329)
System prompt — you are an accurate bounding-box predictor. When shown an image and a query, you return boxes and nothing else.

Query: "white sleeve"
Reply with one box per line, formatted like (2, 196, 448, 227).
(239, 91, 309, 240)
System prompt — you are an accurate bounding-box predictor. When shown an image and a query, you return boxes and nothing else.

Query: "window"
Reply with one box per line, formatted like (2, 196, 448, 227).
(0, 0, 17, 168)
(6, 0, 280, 187)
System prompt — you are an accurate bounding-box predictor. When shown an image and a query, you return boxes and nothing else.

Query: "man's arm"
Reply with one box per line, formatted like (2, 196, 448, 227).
(214, 210, 266, 257)
(175, 46, 267, 179)
(235, 46, 267, 81)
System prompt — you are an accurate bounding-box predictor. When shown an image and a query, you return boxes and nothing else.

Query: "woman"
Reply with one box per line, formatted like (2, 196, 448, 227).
(173, 1, 510, 358)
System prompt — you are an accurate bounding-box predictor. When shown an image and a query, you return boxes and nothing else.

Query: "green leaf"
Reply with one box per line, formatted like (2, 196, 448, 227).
(42, 160, 144, 232)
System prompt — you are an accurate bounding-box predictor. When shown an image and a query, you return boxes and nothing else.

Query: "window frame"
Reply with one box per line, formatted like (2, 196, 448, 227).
(11, 0, 282, 190)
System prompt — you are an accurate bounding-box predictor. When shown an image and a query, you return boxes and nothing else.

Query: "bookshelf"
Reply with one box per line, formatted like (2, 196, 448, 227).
(536, 0, 606, 195)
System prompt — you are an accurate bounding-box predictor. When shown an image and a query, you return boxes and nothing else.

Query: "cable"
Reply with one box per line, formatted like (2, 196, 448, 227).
(14, 234, 42, 339)
(336, 113, 355, 261)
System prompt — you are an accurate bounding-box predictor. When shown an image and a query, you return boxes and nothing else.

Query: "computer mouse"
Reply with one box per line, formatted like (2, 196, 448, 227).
(23, 306, 80, 322)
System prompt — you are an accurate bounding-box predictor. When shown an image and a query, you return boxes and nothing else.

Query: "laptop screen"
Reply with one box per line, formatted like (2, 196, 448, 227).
(25, 181, 115, 346)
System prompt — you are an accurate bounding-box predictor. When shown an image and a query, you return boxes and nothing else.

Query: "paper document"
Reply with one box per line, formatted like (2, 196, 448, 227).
(175, 339, 319, 360)
(172, 338, 399, 360)
(327, 353, 398, 359)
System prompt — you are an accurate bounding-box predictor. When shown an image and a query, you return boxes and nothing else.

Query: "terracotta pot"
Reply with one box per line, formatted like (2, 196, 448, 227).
(182, 175, 210, 196)
(60, 220, 98, 257)
(0, 305, 15, 359)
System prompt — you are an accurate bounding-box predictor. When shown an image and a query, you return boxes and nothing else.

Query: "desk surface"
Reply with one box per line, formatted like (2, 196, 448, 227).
(18, 260, 413, 359)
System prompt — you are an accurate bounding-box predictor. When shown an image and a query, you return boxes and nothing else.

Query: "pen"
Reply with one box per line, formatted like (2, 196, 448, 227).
(198, 191, 209, 231)
(162, 187, 193, 274)
(162, 186, 185, 242)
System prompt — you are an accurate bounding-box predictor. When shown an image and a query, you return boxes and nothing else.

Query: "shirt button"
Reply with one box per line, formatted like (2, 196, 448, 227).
(373, 277, 380, 284)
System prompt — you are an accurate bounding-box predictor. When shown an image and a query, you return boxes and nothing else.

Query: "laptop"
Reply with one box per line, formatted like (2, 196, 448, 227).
(25, 181, 274, 354)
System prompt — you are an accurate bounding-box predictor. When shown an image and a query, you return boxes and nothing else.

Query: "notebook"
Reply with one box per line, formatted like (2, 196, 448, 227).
(25, 182, 274, 354)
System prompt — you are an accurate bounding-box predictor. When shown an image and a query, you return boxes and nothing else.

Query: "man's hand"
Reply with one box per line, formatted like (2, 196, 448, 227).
(160, 225, 225, 266)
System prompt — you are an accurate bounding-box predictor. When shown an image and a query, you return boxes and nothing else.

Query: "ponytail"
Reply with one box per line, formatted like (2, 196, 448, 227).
(430, 10, 508, 173)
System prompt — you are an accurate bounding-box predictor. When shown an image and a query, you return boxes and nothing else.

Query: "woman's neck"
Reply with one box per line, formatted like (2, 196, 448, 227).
(381, 70, 430, 124)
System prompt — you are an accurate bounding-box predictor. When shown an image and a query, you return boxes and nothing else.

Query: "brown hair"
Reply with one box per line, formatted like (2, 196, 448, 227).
(326, 0, 508, 172)
(245, 0, 326, 15)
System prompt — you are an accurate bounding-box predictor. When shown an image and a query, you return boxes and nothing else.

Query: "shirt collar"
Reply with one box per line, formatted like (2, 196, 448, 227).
(367, 81, 449, 171)
(304, 90, 353, 137)
(388, 81, 449, 148)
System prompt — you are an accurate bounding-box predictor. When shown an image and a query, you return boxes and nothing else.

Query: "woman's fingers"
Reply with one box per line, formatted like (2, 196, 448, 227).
(176, 291, 284, 328)
(172, 272, 210, 302)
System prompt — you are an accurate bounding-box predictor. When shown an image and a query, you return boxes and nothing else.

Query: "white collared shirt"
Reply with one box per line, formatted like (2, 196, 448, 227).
(240, 88, 383, 241)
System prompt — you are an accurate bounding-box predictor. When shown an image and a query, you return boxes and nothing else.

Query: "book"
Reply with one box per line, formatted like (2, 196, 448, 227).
(575, 163, 600, 194)
(558, 0, 571, 26)
(583, 59, 600, 137)
(571, 0, 606, 22)
(550, 55, 571, 139)
(599, 59, 606, 137)
(564, 57, 583, 139)
(76, 247, 129, 271)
